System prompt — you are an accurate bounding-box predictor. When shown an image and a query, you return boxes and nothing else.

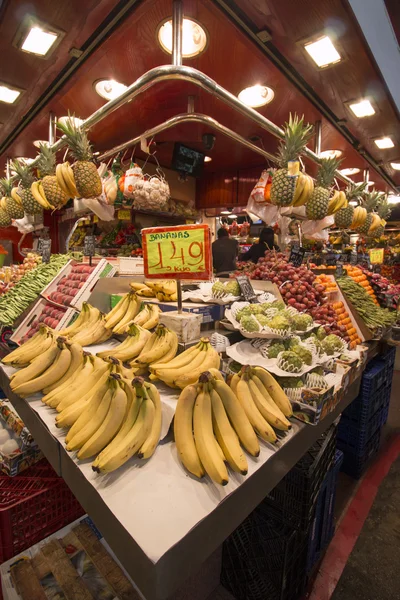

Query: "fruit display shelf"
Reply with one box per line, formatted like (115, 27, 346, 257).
(0, 357, 367, 600)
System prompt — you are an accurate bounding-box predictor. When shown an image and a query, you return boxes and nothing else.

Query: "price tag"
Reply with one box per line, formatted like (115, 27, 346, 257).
(118, 209, 131, 221)
(236, 275, 257, 303)
(369, 248, 384, 265)
(84, 235, 96, 257)
(142, 224, 212, 280)
(289, 245, 305, 267)
(93, 215, 99, 223)
(37, 238, 51, 263)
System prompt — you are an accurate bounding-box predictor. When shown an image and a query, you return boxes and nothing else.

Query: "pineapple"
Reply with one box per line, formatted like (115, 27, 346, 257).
(357, 190, 382, 234)
(370, 196, 391, 238)
(0, 207, 11, 228)
(36, 144, 68, 209)
(270, 114, 313, 206)
(334, 182, 367, 229)
(11, 160, 43, 215)
(306, 157, 341, 220)
(0, 178, 24, 220)
(57, 117, 102, 198)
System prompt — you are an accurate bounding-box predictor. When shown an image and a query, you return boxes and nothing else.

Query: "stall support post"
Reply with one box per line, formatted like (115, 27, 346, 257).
(172, 0, 183, 67)
(177, 280, 183, 313)
(48, 112, 56, 145)
(314, 120, 322, 156)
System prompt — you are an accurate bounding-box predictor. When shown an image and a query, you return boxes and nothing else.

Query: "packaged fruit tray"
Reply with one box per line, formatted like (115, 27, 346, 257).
(10, 298, 76, 345)
(226, 340, 318, 376)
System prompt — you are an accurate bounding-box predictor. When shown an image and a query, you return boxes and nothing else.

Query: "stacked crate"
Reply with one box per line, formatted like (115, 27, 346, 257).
(221, 426, 340, 600)
(337, 347, 395, 479)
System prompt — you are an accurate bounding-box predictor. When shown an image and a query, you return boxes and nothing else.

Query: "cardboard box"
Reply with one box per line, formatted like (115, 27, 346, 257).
(70, 259, 117, 310)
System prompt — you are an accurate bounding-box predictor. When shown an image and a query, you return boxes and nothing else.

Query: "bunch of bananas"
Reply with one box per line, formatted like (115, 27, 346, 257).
(132, 303, 161, 330)
(291, 172, 315, 207)
(58, 303, 112, 346)
(2, 326, 54, 367)
(327, 190, 348, 215)
(30, 181, 54, 211)
(351, 206, 368, 229)
(56, 162, 78, 199)
(230, 366, 292, 445)
(130, 324, 178, 375)
(149, 338, 220, 389)
(104, 292, 141, 334)
(131, 280, 178, 302)
(97, 324, 151, 362)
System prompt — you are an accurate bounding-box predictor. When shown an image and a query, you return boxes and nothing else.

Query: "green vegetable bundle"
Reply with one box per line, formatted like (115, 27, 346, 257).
(337, 276, 396, 332)
(0, 255, 70, 328)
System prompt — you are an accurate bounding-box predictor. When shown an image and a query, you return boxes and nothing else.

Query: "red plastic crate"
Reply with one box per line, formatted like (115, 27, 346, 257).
(0, 459, 84, 564)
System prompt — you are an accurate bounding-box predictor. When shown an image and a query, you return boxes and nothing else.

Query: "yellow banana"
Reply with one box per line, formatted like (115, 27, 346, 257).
(253, 367, 293, 417)
(236, 378, 277, 443)
(10, 340, 59, 389)
(62, 162, 79, 198)
(138, 382, 161, 459)
(248, 377, 291, 431)
(174, 384, 205, 478)
(66, 384, 113, 451)
(31, 181, 51, 209)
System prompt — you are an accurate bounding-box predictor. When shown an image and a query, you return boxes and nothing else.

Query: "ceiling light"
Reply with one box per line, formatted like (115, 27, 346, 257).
(228, 214, 238, 219)
(221, 210, 231, 215)
(388, 195, 400, 205)
(319, 149, 342, 159)
(390, 162, 400, 170)
(0, 84, 21, 104)
(340, 167, 361, 176)
(58, 116, 83, 127)
(94, 79, 127, 101)
(15, 157, 34, 165)
(238, 84, 274, 108)
(304, 36, 341, 68)
(158, 18, 208, 58)
(349, 200, 358, 206)
(204, 156, 212, 162)
(349, 99, 375, 118)
(375, 137, 395, 149)
(33, 140, 49, 148)
(21, 26, 58, 56)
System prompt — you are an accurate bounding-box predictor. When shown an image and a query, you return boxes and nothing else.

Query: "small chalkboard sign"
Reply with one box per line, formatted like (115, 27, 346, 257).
(37, 238, 51, 263)
(326, 253, 337, 267)
(84, 235, 96, 257)
(336, 264, 344, 277)
(236, 276, 257, 303)
(289, 246, 305, 267)
(125, 234, 138, 245)
(350, 253, 358, 265)
(357, 255, 370, 269)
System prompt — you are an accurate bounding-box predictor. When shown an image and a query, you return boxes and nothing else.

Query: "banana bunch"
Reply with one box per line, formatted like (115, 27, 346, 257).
(351, 206, 368, 229)
(327, 190, 348, 215)
(130, 324, 178, 375)
(97, 324, 151, 362)
(291, 172, 314, 207)
(368, 213, 383, 234)
(149, 338, 220, 389)
(104, 292, 141, 334)
(56, 162, 78, 199)
(59, 303, 112, 347)
(2, 325, 54, 367)
(103, 173, 118, 205)
(131, 280, 178, 302)
(230, 366, 292, 444)
(132, 303, 161, 330)
(31, 180, 55, 210)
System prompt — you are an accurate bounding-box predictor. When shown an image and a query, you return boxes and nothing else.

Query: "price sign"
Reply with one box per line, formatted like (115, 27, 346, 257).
(84, 235, 96, 257)
(118, 209, 131, 221)
(326, 253, 337, 267)
(369, 248, 384, 265)
(142, 224, 212, 280)
(126, 234, 139, 245)
(336, 264, 344, 277)
(37, 238, 51, 263)
(289, 245, 305, 267)
(236, 276, 257, 303)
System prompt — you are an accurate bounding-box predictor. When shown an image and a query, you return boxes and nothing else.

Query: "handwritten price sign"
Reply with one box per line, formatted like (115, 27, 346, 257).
(142, 224, 212, 280)
(369, 248, 384, 265)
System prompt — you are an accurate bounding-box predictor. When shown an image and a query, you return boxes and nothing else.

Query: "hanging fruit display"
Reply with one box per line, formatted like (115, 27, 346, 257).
(0, 199, 12, 228)
(368, 196, 391, 239)
(35, 143, 69, 209)
(270, 114, 314, 206)
(11, 160, 43, 215)
(333, 182, 366, 229)
(306, 156, 342, 220)
(355, 190, 382, 234)
(0, 178, 24, 220)
(57, 116, 102, 198)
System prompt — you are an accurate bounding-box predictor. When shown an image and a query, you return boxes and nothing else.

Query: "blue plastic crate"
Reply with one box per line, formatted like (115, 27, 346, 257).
(339, 428, 381, 479)
(380, 404, 390, 426)
(322, 450, 344, 546)
(360, 359, 387, 398)
(342, 386, 385, 426)
(337, 408, 383, 453)
(380, 345, 396, 368)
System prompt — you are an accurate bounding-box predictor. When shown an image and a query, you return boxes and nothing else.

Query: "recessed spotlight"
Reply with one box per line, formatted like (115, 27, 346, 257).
(319, 149, 342, 159)
(228, 213, 238, 219)
(349, 200, 358, 206)
(58, 116, 83, 127)
(0, 83, 21, 104)
(33, 140, 49, 148)
(21, 27, 58, 56)
(94, 79, 128, 101)
(375, 137, 395, 149)
(348, 99, 375, 118)
(221, 209, 231, 215)
(340, 168, 361, 176)
(388, 195, 400, 205)
(13, 157, 35, 168)
(304, 36, 341, 68)
(158, 17, 208, 58)
(238, 84, 274, 108)
(93, 151, 100, 156)
(390, 162, 400, 170)
(14, 16, 64, 58)
(204, 156, 212, 162)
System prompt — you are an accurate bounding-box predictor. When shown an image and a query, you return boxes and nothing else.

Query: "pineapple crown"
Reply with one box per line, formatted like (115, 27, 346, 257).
(57, 114, 93, 162)
(11, 160, 34, 188)
(275, 113, 314, 167)
(36, 143, 57, 177)
(316, 157, 342, 189)
(377, 195, 392, 220)
(363, 190, 384, 212)
(0, 178, 12, 196)
(345, 181, 368, 202)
